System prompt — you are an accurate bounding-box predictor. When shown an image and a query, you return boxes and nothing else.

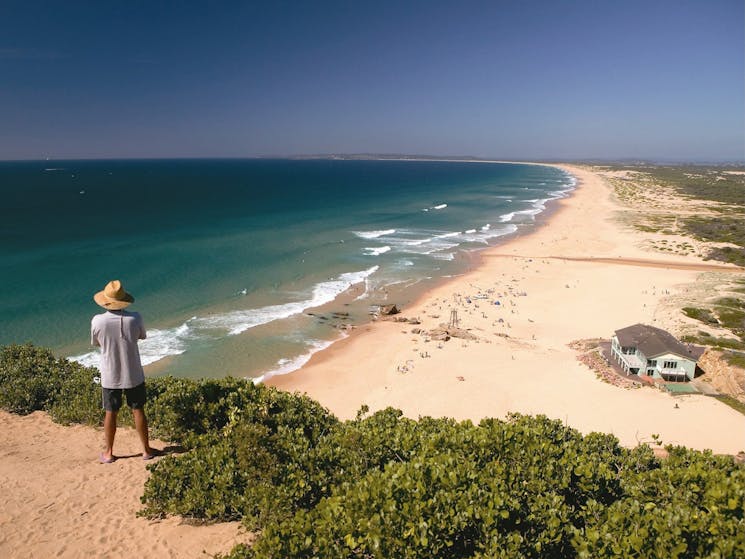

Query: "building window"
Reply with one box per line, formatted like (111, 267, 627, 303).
(622, 347, 636, 355)
(663, 361, 677, 369)
(646, 360, 657, 367)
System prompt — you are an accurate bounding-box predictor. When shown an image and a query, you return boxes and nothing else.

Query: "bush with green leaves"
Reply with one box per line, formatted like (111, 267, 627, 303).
(145, 375, 337, 448)
(47, 357, 103, 425)
(140, 384, 338, 527)
(0, 343, 102, 424)
(0, 343, 65, 415)
(229, 414, 659, 559)
(221, 413, 742, 559)
(574, 447, 745, 558)
(142, 407, 678, 558)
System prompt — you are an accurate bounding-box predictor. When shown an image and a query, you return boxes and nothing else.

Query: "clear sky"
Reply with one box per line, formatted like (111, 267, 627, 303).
(1, 0, 743, 161)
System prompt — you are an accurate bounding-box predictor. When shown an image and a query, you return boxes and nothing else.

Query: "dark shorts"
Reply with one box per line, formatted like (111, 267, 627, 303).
(102, 383, 146, 412)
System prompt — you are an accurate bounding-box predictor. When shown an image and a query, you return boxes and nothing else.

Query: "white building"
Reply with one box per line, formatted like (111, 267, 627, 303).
(610, 324, 703, 381)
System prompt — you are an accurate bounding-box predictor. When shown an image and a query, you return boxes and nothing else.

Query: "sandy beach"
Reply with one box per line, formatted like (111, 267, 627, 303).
(2, 163, 743, 559)
(269, 164, 745, 454)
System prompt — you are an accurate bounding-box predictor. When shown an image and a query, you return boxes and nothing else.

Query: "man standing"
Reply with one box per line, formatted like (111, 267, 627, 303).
(91, 280, 157, 463)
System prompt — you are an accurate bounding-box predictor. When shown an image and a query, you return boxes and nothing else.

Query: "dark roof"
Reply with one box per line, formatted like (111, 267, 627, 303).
(614, 323, 704, 361)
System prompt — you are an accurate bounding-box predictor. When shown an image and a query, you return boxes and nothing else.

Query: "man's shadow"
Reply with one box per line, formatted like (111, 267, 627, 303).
(113, 445, 185, 461)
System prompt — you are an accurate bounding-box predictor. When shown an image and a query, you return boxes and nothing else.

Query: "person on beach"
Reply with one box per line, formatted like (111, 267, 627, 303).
(91, 280, 157, 463)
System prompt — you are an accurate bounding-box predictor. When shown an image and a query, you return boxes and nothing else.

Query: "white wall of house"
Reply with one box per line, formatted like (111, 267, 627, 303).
(611, 336, 644, 373)
(649, 352, 696, 381)
(610, 337, 696, 381)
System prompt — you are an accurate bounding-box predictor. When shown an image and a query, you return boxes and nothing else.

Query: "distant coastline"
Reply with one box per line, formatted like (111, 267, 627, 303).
(4, 153, 743, 165)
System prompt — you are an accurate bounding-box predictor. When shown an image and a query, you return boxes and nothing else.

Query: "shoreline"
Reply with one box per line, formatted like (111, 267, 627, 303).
(266, 160, 576, 380)
(266, 162, 577, 383)
(268, 163, 745, 455)
(255, 162, 572, 383)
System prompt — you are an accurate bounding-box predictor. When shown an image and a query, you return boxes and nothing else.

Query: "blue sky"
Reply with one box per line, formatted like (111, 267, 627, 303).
(1, 0, 743, 161)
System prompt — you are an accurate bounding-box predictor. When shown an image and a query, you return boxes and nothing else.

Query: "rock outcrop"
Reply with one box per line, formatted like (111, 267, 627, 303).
(427, 324, 478, 342)
(379, 304, 400, 316)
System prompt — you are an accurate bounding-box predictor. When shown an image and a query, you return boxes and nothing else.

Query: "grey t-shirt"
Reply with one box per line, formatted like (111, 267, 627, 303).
(91, 310, 147, 389)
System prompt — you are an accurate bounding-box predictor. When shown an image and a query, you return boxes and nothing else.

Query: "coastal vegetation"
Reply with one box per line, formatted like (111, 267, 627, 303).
(2, 343, 744, 558)
(681, 297, 745, 345)
(602, 164, 745, 265)
(679, 292, 745, 362)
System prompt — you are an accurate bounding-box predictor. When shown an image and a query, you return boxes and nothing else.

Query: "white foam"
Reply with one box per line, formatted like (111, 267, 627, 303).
(481, 224, 491, 231)
(363, 246, 392, 256)
(408, 240, 459, 255)
(139, 325, 191, 365)
(354, 229, 395, 239)
(69, 351, 100, 369)
(407, 238, 429, 246)
(70, 323, 191, 369)
(70, 267, 379, 368)
(499, 212, 515, 222)
(461, 223, 518, 245)
(193, 266, 379, 335)
(422, 203, 448, 212)
(385, 229, 460, 256)
(514, 207, 543, 219)
(253, 336, 343, 384)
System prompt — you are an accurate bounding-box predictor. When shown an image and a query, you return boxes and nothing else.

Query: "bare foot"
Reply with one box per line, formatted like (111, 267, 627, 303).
(99, 453, 116, 464)
(142, 449, 162, 461)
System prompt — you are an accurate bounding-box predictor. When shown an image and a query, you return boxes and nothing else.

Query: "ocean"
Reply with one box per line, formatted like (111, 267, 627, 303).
(0, 159, 574, 381)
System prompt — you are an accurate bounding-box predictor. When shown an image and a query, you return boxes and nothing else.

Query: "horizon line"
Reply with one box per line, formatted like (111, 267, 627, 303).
(1, 153, 743, 166)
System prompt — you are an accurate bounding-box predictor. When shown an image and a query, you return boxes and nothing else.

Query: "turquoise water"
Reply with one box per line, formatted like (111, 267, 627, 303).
(0, 159, 573, 380)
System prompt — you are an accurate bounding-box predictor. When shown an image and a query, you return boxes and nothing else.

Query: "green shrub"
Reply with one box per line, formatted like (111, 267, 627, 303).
(140, 379, 338, 526)
(140, 433, 245, 520)
(705, 246, 745, 267)
(682, 307, 718, 325)
(575, 447, 745, 558)
(680, 334, 745, 351)
(247, 453, 515, 559)
(716, 307, 745, 335)
(145, 376, 336, 448)
(0, 343, 103, 425)
(47, 359, 103, 426)
(714, 394, 745, 416)
(0, 343, 67, 415)
(144, 376, 239, 445)
(234, 416, 658, 559)
(721, 350, 745, 369)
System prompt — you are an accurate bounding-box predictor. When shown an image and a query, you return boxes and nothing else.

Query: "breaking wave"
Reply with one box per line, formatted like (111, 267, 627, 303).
(70, 266, 379, 369)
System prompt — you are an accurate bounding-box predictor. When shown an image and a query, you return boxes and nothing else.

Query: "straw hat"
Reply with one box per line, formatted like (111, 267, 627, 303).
(94, 280, 134, 310)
